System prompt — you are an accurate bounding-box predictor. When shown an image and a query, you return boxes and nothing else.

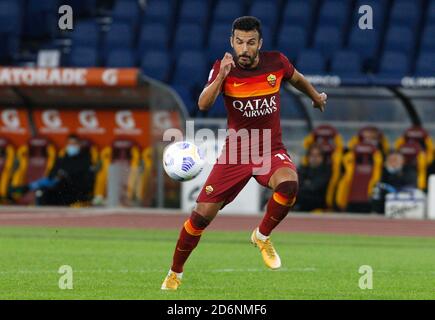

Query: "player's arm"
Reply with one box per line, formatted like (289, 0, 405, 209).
(198, 52, 235, 111)
(289, 69, 327, 112)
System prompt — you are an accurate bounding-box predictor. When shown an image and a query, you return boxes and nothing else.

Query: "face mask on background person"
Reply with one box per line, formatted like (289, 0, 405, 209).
(66, 144, 80, 157)
(386, 166, 401, 174)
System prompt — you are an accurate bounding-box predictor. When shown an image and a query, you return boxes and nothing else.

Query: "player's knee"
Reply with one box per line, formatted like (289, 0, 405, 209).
(195, 202, 221, 221)
(273, 180, 298, 206)
(275, 180, 298, 197)
(190, 211, 211, 229)
(183, 210, 212, 237)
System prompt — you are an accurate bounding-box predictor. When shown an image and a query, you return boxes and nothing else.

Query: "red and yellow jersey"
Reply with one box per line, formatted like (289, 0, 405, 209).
(206, 51, 295, 155)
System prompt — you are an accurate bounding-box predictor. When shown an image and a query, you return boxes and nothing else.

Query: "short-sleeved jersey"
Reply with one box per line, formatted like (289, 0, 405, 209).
(206, 51, 295, 157)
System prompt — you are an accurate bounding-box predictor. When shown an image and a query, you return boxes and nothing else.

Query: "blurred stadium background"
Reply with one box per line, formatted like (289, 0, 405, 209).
(0, 0, 434, 217)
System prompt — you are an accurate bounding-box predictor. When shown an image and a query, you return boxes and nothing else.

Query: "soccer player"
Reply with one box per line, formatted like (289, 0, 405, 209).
(162, 16, 327, 290)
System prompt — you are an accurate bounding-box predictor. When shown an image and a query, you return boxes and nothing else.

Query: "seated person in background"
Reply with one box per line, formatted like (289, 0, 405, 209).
(371, 151, 416, 213)
(10, 134, 95, 206)
(428, 152, 435, 179)
(294, 144, 331, 211)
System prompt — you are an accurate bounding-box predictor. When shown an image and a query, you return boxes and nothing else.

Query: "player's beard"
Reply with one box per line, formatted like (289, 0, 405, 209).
(236, 48, 260, 69)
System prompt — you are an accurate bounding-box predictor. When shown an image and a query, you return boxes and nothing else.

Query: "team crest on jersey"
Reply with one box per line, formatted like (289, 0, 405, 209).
(267, 74, 276, 87)
(205, 185, 214, 195)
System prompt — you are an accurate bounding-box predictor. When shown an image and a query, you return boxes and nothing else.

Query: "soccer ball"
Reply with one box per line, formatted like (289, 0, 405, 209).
(163, 141, 205, 181)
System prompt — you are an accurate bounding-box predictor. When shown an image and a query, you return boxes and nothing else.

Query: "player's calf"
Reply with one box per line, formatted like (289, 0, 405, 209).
(162, 210, 212, 290)
(171, 211, 211, 273)
(251, 180, 298, 270)
(259, 180, 298, 237)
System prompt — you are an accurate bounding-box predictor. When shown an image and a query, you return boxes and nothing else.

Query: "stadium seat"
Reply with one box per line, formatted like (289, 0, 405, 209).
(140, 50, 171, 81)
(69, 20, 100, 49)
(111, 0, 141, 30)
(395, 126, 434, 165)
(105, 49, 136, 68)
(415, 52, 435, 76)
(93, 140, 142, 205)
(137, 23, 169, 57)
(335, 143, 383, 212)
(384, 26, 414, 56)
(397, 141, 427, 190)
(348, 126, 390, 156)
(213, 0, 245, 24)
(0, 1, 21, 34)
(23, 0, 58, 39)
(389, 1, 421, 30)
(0, 1, 21, 61)
(69, 46, 99, 67)
(347, 27, 381, 67)
(0, 33, 19, 63)
(248, 1, 279, 28)
(65, 0, 97, 17)
(282, 1, 314, 30)
(303, 124, 345, 157)
(171, 85, 196, 116)
(355, 0, 389, 10)
(303, 125, 344, 208)
(296, 50, 326, 74)
(143, 0, 174, 25)
(330, 50, 363, 76)
(313, 25, 343, 59)
(427, 0, 435, 25)
(276, 25, 308, 61)
(0, 138, 14, 201)
(172, 50, 207, 88)
(9, 137, 57, 205)
(420, 25, 435, 53)
(317, 0, 350, 29)
(259, 25, 273, 50)
(207, 23, 232, 62)
(172, 23, 204, 52)
(178, 0, 209, 26)
(377, 51, 410, 77)
(102, 23, 134, 60)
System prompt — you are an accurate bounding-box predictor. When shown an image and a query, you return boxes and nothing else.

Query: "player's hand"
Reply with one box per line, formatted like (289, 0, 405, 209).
(218, 52, 236, 79)
(312, 92, 327, 112)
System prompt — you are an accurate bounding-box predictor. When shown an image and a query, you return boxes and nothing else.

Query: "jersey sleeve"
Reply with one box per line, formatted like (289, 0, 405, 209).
(280, 53, 295, 81)
(205, 60, 222, 90)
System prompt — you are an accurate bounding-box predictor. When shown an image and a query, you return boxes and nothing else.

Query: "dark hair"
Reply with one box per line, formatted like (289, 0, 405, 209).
(308, 143, 324, 156)
(232, 16, 262, 39)
(67, 134, 80, 141)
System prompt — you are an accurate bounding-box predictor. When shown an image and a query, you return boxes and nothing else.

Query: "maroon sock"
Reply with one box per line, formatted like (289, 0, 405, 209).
(171, 211, 210, 273)
(259, 181, 298, 236)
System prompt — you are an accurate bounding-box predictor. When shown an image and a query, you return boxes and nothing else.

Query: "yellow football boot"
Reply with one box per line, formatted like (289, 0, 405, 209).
(251, 228, 281, 270)
(161, 271, 181, 291)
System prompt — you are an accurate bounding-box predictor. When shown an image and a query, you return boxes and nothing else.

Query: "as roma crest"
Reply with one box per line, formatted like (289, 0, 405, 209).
(267, 74, 276, 87)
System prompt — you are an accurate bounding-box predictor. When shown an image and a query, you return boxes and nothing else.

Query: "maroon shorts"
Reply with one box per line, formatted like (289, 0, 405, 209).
(196, 149, 297, 208)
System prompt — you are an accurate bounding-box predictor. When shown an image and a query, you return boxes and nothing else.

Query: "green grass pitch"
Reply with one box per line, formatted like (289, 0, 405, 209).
(0, 226, 435, 299)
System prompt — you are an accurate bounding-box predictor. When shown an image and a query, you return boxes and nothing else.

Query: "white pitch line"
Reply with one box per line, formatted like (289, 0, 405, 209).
(0, 267, 318, 275)
(0, 212, 119, 220)
(1, 268, 435, 276)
